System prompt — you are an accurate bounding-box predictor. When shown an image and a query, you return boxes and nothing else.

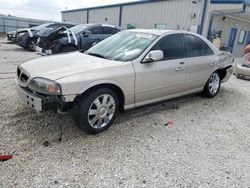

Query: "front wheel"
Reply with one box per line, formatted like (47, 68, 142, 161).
(27, 37, 37, 51)
(203, 71, 221, 98)
(73, 88, 119, 134)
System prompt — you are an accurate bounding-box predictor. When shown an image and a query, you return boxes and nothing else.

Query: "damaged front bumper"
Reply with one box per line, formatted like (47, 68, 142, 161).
(15, 79, 72, 112)
(35, 46, 53, 55)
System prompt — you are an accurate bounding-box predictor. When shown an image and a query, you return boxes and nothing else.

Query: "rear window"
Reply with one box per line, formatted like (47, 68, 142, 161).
(89, 26, 102, 34)
(103, 26, 120, 34)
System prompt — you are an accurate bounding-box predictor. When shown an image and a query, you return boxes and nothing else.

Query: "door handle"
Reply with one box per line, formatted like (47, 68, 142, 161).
(175, 67, 185, 71)
(209, 62, 217, 67)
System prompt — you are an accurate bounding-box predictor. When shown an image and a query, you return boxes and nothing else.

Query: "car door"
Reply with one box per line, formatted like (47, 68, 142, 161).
(183, 34, 219, 92)
(80, 25, 103, 51)
(134, 34, 187, 106)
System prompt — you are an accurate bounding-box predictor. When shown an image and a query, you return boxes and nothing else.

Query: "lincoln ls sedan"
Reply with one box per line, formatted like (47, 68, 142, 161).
(16, 29, 234, 133)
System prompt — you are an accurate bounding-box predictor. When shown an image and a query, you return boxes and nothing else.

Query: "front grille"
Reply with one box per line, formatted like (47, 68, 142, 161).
(20, 73, 29, 82)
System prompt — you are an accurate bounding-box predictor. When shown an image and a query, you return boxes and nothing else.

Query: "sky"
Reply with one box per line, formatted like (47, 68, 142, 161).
(0, 0, 140, 21)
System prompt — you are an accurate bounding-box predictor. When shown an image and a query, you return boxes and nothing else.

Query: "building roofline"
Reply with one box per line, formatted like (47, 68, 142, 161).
(61, 0, 164, 13)
(211, 0, 248, 4)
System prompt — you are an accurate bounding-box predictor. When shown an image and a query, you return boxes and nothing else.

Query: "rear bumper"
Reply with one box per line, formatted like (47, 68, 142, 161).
(15, 79, 72, 112)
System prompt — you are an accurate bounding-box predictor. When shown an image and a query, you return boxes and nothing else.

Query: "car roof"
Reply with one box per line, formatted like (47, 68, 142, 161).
(126, 29, 172, 36)
(78, 23, 121, 28)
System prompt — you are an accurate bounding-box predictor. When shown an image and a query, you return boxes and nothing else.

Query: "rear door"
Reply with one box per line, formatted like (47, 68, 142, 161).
(183, 34, 219, 92)
(134, 33, 187, 105)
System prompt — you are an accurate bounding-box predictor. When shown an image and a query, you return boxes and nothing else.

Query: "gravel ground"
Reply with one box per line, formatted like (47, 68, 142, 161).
(0, 40, 250, 188)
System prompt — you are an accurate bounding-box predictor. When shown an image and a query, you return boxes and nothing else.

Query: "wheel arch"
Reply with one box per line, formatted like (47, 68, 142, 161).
(75, 82, 126, 112)
(217, 65, 233, 82)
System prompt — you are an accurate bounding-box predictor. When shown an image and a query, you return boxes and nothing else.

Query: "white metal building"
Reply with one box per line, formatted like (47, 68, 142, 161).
(0, 15, 48, 33)
(61, 0, 250, 57)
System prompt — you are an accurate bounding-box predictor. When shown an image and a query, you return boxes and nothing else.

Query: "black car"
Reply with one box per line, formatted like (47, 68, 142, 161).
(16, 22, 75, 51)
(35, 23, 123, 55)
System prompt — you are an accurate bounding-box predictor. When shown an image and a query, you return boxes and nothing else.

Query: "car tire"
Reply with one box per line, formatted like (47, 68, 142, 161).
(27, 37, 37, 51)
(73, 88, 119, 134)
(203, 71, 221, 98)
(61, 46, 77, 53)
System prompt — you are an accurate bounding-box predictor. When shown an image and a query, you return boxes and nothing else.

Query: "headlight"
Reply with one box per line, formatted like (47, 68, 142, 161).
(28, 78, 61, 95)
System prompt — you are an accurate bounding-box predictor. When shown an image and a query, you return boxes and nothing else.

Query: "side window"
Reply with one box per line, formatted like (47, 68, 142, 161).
(151, 34, 184, 60)
(89, 26, 102, 34)
(103, 26, 120, 34)
(184, 34, 214, 58)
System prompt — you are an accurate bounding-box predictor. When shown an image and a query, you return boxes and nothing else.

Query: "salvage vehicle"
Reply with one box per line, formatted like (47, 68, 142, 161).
(16, 22, 75, 51)
(35, 23, 122, 55)
(234, 44, 250, 80)
(6, 30, 17, 42)
(16, 30, 234, 133)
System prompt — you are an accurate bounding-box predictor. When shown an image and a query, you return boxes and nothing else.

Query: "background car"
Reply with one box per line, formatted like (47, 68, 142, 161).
(16, 30, 234, 134)
(16, 22, 75, 51)
(35, 23, 123, 55)
(6, 30, 17, 42)
(234, 44, 250, 80)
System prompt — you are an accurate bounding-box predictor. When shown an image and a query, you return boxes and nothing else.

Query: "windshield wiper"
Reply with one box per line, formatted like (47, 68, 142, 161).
(86, 52, 107, 59)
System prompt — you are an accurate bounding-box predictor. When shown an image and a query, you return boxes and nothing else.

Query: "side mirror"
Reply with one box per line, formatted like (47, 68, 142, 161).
(83, 30, 92, 37)
(142, 50, 164, 63)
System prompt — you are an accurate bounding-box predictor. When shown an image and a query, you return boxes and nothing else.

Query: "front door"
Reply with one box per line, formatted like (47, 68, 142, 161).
(227, 28, 238, 53)
(134, 34, 187, 106)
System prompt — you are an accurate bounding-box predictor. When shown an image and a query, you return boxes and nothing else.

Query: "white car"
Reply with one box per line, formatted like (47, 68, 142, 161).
(16, 30, 234, 133)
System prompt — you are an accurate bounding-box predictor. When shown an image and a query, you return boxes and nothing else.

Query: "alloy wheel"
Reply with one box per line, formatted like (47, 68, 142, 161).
(88, 94, 116, 129)
(209, 73, 220, 95)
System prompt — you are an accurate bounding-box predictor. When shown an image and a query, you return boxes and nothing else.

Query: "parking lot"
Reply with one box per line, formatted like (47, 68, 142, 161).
(0, 38, 250, 187)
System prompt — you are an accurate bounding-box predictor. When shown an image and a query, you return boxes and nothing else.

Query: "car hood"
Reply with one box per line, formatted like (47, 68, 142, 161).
(20, 52, 121, 81)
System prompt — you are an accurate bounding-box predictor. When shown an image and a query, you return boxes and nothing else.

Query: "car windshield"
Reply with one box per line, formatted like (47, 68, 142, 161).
(86, 31, 158, 62)
(69, 24, 87, 34)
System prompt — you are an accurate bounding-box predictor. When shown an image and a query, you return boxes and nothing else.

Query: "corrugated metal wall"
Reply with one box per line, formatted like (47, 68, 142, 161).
(61, 0, 202, 31)
(121, 0, 202, 30)
(0, 15, 47, 33)
(89, 7, 120, 25)
(211, 15, 250, 57)
(62, 10, 88, 24)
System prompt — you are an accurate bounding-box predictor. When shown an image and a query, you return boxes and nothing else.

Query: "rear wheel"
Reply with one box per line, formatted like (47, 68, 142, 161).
(61, 46, 78, 53)
(73, 88, 119, 134)
(27, 38, 37, 51)
(203, 71, 221, 98)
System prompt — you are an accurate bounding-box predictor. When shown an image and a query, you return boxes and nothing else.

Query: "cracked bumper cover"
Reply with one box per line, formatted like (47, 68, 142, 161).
(15, 79, 73, 112)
